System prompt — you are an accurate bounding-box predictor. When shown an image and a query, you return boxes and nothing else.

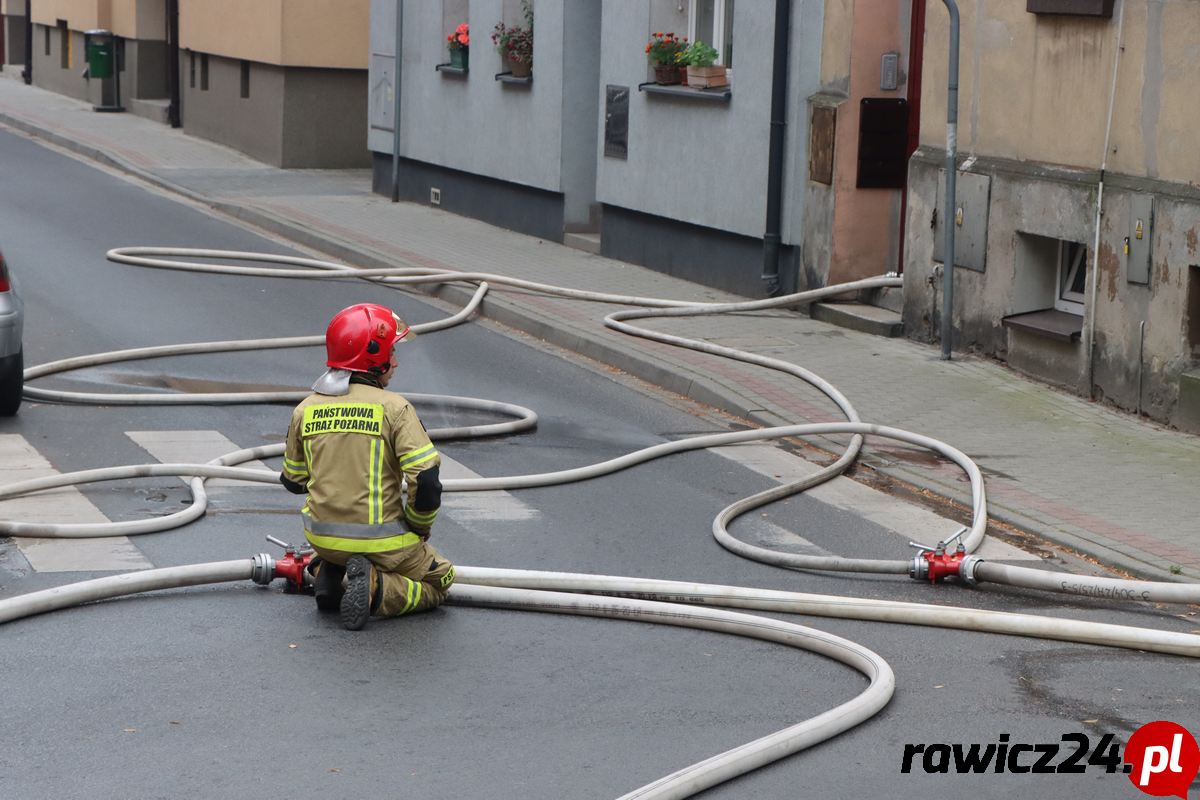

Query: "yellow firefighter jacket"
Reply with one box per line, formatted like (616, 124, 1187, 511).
(283, 381, 440, 553)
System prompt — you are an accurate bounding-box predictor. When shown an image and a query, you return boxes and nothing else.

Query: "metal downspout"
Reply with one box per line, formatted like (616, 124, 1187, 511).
(760, 0, 791, 297)
(167, 0, 180, 128)
(390, 0, 403, 203)
(1086, 0, 1126, 396)
(939, 0, 959, 360)
(22, 0, 31, 84)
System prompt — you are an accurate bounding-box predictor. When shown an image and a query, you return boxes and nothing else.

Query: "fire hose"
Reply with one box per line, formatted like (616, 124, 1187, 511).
(0, 247, 1196, 799)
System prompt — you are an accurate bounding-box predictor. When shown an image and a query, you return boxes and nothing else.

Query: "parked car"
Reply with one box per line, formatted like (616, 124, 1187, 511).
(0, 249, 23, 415)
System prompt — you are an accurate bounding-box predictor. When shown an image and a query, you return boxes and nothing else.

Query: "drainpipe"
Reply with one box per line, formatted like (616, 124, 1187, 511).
(1086, 0, 1125, 396)
(166, 0, 180, 128)
(939, 0, 959, 360)
(760, 0, 790, 297)
(390, 0, 403, 203)
(22, 0, 31, 84)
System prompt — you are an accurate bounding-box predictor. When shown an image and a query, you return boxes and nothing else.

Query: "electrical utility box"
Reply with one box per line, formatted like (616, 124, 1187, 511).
(1126, 194, 1153, 286)
(933, 170, 991, 272)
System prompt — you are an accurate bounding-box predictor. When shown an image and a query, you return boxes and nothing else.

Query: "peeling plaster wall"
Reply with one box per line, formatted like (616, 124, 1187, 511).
(908, 0, 1200, 430)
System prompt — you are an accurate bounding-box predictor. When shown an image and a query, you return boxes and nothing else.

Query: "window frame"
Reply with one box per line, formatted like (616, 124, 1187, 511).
(687, 0, 734, 70)
(1054, 240, 1087, 315)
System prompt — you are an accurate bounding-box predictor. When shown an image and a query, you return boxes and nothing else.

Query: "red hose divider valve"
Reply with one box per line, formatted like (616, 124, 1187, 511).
(273, 547, 314, 593)
(908, 529, 980, 586)
(920, 547, 967, 583)
(250, 536, 315, 593)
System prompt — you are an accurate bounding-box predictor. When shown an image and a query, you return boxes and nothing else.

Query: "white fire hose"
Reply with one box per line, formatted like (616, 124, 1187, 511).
(0, 247, 1195, 799)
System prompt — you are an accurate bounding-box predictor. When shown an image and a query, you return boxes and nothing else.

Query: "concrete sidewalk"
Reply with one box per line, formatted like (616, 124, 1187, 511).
(1, 75, 1198, 583)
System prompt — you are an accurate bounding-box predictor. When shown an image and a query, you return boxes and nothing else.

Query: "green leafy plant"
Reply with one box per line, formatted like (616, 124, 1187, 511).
(491, 0, 534, 65)
(680, 40, 719, 68)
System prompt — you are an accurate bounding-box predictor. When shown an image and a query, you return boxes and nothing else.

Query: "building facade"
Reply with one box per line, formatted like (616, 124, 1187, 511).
(905, 0, 1200, 431)
(179, 0, 370, 167)
(368, 0, 917, 298)
(13, 0, 369, 168)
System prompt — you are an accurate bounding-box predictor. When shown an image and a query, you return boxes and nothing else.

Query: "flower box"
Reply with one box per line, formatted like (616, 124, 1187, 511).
(687, 65, 728, 89)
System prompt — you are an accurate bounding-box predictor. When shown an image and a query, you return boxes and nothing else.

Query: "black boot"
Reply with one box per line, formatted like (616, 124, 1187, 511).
(312, 558, 345, 613)
(341, 555, 379, 631)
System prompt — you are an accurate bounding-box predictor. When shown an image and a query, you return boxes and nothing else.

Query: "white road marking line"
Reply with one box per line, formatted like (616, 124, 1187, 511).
(125, 432, 537, 531)
(0, 434, 153, 572)
(439, 454, 540, 524)
(125, 430, 271, 492)
(708, 442, 1041, 561)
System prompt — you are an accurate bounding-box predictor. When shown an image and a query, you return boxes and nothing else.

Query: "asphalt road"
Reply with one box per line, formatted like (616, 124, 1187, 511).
(0, 127, 1196, 800)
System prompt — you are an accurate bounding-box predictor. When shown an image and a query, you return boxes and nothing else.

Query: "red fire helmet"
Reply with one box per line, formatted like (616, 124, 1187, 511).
(324, 303, 414, 372)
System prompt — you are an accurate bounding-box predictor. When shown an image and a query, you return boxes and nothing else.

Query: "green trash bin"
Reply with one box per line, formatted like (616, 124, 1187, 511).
(85, 30, 114, 79)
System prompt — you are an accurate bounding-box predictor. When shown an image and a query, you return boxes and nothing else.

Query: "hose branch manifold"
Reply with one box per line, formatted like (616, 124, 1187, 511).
(907, 527, 982, 586)
(250, 535, 314, 593)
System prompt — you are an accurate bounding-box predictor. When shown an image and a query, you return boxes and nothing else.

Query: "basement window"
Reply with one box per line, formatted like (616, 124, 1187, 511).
(44, 27, 50, 57)
(189, 51, 195, 88)
(1002, 234, 1086, 342)
(1055, 240, 1087, 315)
(200, 53, 209, 91)
(240, 60, 250, 99)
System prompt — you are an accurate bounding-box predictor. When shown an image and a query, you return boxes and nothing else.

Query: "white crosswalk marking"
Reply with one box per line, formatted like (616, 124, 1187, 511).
(707, 442, 1040, 561)
(126, 430, 271, 492)
(0, 434, 153, 572)
(432, 454, 541, 529)
(125, 431, 538, 537)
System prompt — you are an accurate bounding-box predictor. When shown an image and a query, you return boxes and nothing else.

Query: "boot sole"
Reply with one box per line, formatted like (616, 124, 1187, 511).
(341, 555, 372, 631)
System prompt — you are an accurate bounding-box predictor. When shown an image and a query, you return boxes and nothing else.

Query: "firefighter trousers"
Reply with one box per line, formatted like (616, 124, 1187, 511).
(312, 541, 455, 617)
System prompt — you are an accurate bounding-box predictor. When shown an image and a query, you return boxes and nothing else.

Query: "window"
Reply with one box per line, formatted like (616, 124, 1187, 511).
(689, 0, 734, 66)
(189, 51, 195, 88)
(200, 53, 209, 91)
(57, 21, 69, 69)
(240, 60, 250, 99)
(1055, 241, 1087, 314)
(44, 27, 50, 57)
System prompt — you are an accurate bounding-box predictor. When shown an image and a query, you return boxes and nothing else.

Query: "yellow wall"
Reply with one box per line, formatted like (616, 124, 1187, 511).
(921, 0, 1200, 183)
(180, 0, 367, 69)
(110, 0, 166, 41)
(31, 0, 111, 30)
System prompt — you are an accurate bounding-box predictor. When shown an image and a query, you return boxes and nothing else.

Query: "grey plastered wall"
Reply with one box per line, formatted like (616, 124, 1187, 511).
(1092, 188, 1200, 423)
(905, 148, 1200, 426)
(368, 0, 579, 212)
(182, 52, 285, 166)
(31, 26, 88, 102)
(595, 1, 824, 247)
(282, 68, 369, 168)
(125, 39, 168, 100)
(558, 0, 601, 229)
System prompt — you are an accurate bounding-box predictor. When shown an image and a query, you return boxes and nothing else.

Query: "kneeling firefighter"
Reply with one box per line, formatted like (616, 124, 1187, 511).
(280, 303, 453, 631)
